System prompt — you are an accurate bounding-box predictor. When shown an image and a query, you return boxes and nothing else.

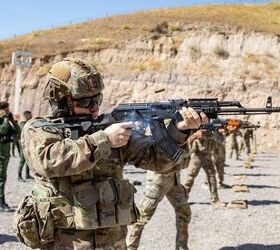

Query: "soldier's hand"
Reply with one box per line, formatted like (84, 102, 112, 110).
(194, 130, 204, 139)
(104, 122, 134, 148)
(187, 129, 204, 144)
(176, 107, 208, 130)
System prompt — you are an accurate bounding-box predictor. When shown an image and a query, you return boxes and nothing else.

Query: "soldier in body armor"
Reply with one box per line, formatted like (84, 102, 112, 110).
(14, 58, 207, 250)
(0, 102, 20, 211)
(184, 130, 224, 206)
(17, 111, 33, 181)
(127, 138, 191, 250)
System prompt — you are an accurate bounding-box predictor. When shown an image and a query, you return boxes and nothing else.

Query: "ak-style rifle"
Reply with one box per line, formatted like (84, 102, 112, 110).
(201, 119, 261, 131)
(52, 96, 280, 163)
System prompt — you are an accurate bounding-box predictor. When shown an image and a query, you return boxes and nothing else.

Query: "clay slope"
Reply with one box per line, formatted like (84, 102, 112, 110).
(0, 3, 280, 151)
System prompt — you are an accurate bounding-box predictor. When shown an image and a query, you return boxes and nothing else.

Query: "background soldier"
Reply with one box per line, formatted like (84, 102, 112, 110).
(10, 120, 21, 157)
(212, 129, 229, 188)
(184, 130, 224, 207)
(17, 110, 33, 181)
(14, 58, 207, 249)
(226, 125, 240, 160)
(240, 128, 253, 156)
(127, 154, 191, 250)
(0, 101, 20, 211)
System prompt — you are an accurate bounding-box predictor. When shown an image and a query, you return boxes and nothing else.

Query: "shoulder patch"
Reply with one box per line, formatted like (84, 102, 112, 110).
(42, 125, 59, 134)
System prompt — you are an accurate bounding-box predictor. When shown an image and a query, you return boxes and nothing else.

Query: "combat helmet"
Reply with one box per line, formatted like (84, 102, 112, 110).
(43, 58, 104, 117)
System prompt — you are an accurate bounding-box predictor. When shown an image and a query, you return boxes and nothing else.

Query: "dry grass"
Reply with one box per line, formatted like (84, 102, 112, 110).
(128, 62, 146, 72)
(243, 53, 262, 64)
(241, 53, 279, 80)
(1, 3, 280, 63)
(185, 60, 222, 77)
(127, 57, 163, 72)
(168, 23, 183, 32)
(173, 34, 185, 50)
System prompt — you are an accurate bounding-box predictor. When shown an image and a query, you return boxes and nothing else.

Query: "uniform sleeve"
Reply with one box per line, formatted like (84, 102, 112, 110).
(122, 129, 190, 173)
(21, 118, 111, 178)
(166, 122, 191, 145)
(0, 118, 10, 135)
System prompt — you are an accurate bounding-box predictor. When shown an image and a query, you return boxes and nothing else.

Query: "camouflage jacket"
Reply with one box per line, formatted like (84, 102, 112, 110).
(191, 131, 215, 155)
(21, 116, 190, 180)
(0, 116, 20, 143)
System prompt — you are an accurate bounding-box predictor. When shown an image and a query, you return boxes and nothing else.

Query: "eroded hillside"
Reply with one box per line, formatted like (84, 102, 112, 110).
(0, 3, 280, 151)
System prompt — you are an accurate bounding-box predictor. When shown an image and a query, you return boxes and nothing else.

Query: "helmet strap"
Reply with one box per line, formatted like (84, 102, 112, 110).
(66, 95, 74, 115)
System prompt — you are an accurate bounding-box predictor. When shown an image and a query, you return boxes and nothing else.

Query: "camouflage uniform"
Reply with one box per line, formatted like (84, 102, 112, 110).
(0, 103, 20, 211)
(184, 131, 220, 203)
(127, 157, 191, 250)
(212, 131, 226, 186)
(14, 58, 191, 250)
(240, 129, 253, 156)
(17, 120, 32, 180)
(227, 131, 239, 160)
(11, 129, 21, 157)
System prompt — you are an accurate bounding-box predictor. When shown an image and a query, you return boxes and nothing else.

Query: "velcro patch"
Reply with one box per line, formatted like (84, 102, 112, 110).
(49, 65, 71, 82)
(42, 125, 59, 134)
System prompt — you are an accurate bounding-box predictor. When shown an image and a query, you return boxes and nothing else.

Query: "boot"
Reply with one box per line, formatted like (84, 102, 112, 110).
(218, 183, 231, 189)
(18, 174, 25, 182)
(211, 199, 226, 209)
(25, 174, 34, 181)
(0, 197, 12, 212)
(26, 167, 34, 181)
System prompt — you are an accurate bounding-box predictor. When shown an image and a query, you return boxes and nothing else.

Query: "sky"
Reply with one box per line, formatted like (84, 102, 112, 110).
(0, 0, 270, 40)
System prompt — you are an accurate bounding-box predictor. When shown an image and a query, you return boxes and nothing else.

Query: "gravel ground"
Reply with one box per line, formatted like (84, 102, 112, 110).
(0, 151, 280, 250)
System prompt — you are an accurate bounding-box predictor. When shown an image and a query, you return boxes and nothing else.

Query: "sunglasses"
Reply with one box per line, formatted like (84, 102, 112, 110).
(74, 93, 103, 109)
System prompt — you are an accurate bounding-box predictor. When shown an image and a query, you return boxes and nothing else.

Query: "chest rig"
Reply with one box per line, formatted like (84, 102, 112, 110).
(30, 117, 138, 231)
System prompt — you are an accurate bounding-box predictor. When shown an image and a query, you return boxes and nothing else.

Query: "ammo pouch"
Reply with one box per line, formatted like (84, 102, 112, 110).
(73, 178, 138, 229)
(13, 196, 55, 249)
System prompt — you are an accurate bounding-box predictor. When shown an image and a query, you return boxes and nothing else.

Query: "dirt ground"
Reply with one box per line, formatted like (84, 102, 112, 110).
(0, 150, 280, 250)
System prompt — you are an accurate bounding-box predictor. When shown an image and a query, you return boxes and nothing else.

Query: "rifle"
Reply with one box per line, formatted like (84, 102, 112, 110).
(201, 119, 261, 131)
(51, 96, 280, 163)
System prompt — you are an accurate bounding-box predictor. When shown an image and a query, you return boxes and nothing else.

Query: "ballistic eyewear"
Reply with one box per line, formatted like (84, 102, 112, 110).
(74, 93, 103, 109)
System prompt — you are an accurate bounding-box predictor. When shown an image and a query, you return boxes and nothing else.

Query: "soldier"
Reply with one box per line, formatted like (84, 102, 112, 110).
(0, 101, 20, 211)
(212, 129, 229, 188)
(14, 58, 207, 249)
(17, 110, 33, 181)
(184, 130, 224, 206)
(10, 121, 21, 157)
(226, 125, 240, 160)
(240, 128, 253, 156)
(127, 142, 191, 250)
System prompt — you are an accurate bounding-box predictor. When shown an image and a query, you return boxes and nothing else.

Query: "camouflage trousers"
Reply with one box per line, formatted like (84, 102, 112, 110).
(240, 139, 251, 156)
(213, 147, 226, 184)
(127, 171, 191, 250)
(0, 142, 10, 199)
(18, 150, 30, 178)
(184, 152, 219, 202)
(229, 142, 239, 160)
(45, 226, 127, 250)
